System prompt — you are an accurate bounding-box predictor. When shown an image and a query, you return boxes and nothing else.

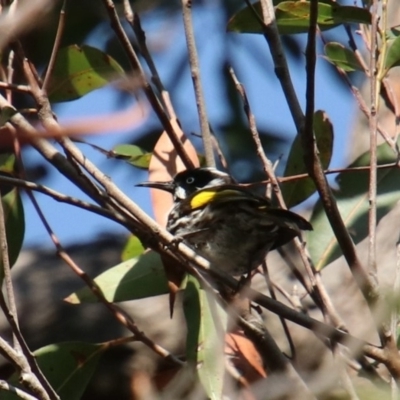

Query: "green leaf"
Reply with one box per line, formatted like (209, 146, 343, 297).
(0, 154, 25, 285)
(1, 188, 25, 267)
(384, 36, 400, 74)
(308, 141, 400, 270)
(281, 110, 333, 208)
(47, 44, 125, 103)
(386, 26, 400, 40)
(227, 1, 371, 35)
(183, 276, 227, 400)
(65, 251, 169, 303)
(121, 235, 145, 261)
(2, 342, 104, 400)
(0, 106, 17, 127)
(0, 153, 17, 174)
(324, 42, 363, 72)
(112, 144, 152, 169)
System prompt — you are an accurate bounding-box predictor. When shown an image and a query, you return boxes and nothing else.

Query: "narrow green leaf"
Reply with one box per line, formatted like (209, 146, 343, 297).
(281, 110, 333, 208)
(65, 251, 169, 303)
(0, 154, 25, 285)
(227, 1, 371, 35)
(183, 276, 227, 400)
(0, 106, 17, 127)
(308, 141, 400, 270)
(2, 342, 104, 400)
(1, 189, 25, 267)
(112, 144, 152, 169)
(0, 153, 17, 174)
(324, 42, 363, 72)
(384, 36, 400, 73)
(121, 235, 145, 261)
(47, 45, 125, 103)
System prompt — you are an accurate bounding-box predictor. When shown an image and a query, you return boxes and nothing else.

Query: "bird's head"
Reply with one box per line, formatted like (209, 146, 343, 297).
(136, 167, 235, 200)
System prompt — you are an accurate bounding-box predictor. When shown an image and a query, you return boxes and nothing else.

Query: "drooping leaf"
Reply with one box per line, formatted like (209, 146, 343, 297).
(121, 235, 145, 261)
(1, 189, 25, 267)
(384, 36, 400, 74)
(112, 144, 152, 169)
(3, 342, 105, 400)
(324, 42, 363, 72)
(308, 141, 400, 270)
(183, 276, 227, 400)
(65, 251, 169, 303)
(0, 154, 25, 285)
(47, 44, 125, 102)
(225, 333, 267, 382)
(281, 110, 333, 208)
(227, 1, 371, 35)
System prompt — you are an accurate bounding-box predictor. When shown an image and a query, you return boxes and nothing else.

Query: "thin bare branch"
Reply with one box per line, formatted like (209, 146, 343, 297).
(0, 81, 30, 93)
(261, 262, 296, 360)
(302, 0, 375, 312)
(0, 0, 52, 52)
(0, 380, 38, 400)
(181, 0, 214, 167)
(42, 0, 67, 91)
(256, 0, 304, 132)
(123, 4, 176, 119)
(228, 66, 274, 181)
(101, 0, 195, 169)
(0, 151, 55, 400)
(0, 175, 132, 226)
(391, 237, 400, 398)
(251, 0, 382, 321)
(229, 65, 346, 329)
(345, 25, 370, 75)
(0, 294, 57, 400)
(239, 317, 316, 400)
(0, 171, 20, 348)
(368, 0, 379, 282)
(0, 179, 55, 398)
(323, 27, 397, 153)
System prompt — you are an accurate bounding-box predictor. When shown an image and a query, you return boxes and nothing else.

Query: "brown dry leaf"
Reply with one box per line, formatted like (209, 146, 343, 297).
(148, 119, 199, 226)
(148, 119, 199, 315)
(130, 370, 158, 399)
(226, 332, 267, 384)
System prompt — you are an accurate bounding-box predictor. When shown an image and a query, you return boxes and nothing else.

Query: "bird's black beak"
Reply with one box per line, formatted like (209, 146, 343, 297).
(136, 180, 175, 193)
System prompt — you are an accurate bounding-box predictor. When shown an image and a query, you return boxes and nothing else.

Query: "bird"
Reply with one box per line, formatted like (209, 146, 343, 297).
(137, 167, 312, 276)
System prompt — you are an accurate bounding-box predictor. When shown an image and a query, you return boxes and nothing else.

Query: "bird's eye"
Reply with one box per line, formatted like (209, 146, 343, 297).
(186, 177, 195, 184)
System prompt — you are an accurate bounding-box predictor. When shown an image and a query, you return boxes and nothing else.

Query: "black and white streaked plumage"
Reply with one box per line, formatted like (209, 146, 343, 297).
(138, 167, 312, 276)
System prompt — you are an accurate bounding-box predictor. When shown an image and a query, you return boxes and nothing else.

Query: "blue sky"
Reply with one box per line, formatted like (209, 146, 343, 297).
(21, 1, 357, 248)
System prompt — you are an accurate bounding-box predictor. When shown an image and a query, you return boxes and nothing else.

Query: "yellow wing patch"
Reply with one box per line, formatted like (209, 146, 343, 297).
(189, 189, 245, 210)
